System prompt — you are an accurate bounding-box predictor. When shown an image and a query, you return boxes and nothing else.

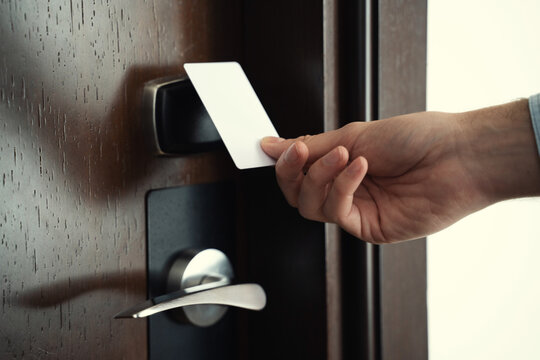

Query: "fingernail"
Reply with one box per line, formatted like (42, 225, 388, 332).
(262, 136, 285, 144)
(284, 143, 299, 163)
(323, 147, 341, 166)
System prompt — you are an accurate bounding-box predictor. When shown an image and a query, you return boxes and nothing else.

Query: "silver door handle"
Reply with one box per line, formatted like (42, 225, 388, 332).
(114, 282, 265, 319)
(114, 249, 266, 327)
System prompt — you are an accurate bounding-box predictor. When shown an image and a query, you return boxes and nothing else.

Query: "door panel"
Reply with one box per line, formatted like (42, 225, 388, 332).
(1, 1, 427, 359)
(239, 170, 327, 359)
(241, 1, 327, 358)
(0, 1, 241, 358)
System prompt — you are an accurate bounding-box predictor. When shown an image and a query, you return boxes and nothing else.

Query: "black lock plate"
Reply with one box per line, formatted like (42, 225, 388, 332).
(146, 182, 237, 360)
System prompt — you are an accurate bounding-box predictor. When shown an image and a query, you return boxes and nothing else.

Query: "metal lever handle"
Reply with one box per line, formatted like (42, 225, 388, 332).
(114, 283, 265, 319)
(115, 249, 266, 327)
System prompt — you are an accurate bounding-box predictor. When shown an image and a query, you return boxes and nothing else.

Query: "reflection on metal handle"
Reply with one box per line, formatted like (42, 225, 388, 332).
(114, 283, 266, 319)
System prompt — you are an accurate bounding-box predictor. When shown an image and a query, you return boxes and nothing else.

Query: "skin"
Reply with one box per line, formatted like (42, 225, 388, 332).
(260, 99, 540, 244)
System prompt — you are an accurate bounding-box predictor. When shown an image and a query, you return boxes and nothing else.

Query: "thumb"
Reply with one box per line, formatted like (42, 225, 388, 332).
(261, 128, 352, 163)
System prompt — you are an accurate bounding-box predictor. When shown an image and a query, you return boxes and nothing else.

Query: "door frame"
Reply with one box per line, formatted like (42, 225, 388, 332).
(323, 0, 428, 359)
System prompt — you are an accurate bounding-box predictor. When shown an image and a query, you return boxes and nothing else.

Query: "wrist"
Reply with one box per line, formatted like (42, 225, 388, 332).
(456, 99, 540, 204)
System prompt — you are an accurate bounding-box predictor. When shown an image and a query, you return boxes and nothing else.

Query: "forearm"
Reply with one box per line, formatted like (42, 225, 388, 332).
(456, 98, 540, 203)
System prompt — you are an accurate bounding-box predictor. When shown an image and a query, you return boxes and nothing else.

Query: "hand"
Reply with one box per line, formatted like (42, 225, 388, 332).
(261, 100, 540, 244)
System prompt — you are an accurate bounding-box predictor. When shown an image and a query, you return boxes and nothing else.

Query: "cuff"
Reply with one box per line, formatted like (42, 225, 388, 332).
(529, 93, 540, 157)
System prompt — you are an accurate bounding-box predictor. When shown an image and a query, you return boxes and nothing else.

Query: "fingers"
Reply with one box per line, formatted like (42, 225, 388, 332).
(297, 146, 349, 221)
(322, 156, 368, 232)
(269, 136, 369, 236)
(275, 141, 309, 207)
(260, 136, 289, 159)
(275, 142, 366, 219)
(261, 128, 352, 164)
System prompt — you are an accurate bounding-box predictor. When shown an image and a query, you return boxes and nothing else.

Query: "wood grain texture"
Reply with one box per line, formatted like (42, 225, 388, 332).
(0, 1, 240, 358)
(377, 0, 428, 359)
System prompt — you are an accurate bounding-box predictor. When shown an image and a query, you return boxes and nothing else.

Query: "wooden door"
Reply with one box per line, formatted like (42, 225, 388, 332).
(0, 1, 243, 358)
(1, 1, 427, 359)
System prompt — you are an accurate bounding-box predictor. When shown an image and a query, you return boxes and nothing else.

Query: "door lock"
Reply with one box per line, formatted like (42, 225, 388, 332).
(143, 76, 223, 155)
(115, 249, 266, 327)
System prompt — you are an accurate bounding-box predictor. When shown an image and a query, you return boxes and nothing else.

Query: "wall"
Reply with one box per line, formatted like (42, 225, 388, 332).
(427, 1, 540, 359)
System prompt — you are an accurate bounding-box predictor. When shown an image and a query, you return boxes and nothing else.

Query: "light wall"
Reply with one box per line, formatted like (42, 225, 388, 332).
(427, 1, 540, 359)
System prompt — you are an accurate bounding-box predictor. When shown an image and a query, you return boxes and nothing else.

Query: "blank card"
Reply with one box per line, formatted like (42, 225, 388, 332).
(184, 62, 279, 170)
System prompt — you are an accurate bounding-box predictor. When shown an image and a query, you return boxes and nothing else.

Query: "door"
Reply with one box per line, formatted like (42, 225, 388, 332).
(0, 1, 244, 358)
(0, 1, 427, 359)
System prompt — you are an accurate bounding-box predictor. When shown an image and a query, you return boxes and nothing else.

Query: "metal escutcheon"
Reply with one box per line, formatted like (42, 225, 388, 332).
(167, 248, 234, 327)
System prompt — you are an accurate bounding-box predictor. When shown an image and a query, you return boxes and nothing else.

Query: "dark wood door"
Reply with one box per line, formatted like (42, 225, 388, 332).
(1, 1, 427, 359)
(0, 1, 243, 358)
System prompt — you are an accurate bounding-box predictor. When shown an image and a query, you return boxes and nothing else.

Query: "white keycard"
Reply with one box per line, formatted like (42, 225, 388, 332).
(184, 62, 279, 169)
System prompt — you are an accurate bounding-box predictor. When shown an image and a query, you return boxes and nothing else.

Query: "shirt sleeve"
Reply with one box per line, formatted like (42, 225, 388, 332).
(529, 93, 540, 157)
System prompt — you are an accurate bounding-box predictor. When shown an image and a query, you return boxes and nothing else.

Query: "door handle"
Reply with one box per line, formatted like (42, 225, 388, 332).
(114, 283, 265, 318)
(115, 249, 266, 327)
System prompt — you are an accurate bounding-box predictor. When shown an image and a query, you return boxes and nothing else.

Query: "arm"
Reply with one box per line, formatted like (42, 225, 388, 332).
(261, 98, 540, 244)
(456, 98, 540, 202)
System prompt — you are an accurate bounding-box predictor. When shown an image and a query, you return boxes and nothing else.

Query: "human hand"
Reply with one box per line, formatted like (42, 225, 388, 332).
(261, 100, 540, 243)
